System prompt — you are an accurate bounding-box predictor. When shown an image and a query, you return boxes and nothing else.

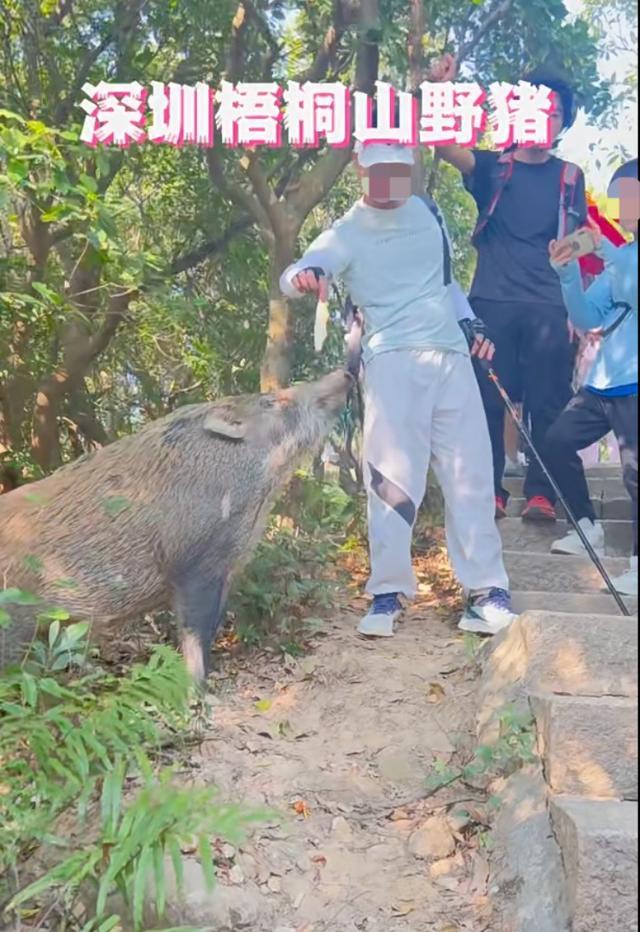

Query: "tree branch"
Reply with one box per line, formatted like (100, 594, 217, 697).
(240, 151, 289, 239)
(66, 386, 113, 448)
(206, 147, 270, 230)
(169, 214, 254, 275)
(244, 0, 281, 78)
(87, 288, 136, 359)
(286, 0, 380, 221)
(31, 288, 135, 468)
(295, 24, 343, 83)
(54, 32, 114, 125)
(427, 0, 517, 196)
(286, 146, 353, 221)
(43, 0, 74, 35)
(408, 0, 425, 89)
(408, 0, 427, 192)
(225, 1, 250, 82)
(54, 0, 147, 125)
(457, 0, 516, 65)
(169, 148, 318, 276)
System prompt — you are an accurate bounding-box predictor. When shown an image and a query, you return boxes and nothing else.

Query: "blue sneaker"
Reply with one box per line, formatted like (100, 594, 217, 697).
(357, 593, 403, 638)
(459, 588, 517, 635)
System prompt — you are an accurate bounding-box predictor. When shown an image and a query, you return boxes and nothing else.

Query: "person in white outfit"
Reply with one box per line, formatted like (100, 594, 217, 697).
(280, 139, 517, 636)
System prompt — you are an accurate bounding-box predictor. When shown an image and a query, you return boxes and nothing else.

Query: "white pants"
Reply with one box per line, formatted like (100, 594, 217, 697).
(362, 349, 509, 598)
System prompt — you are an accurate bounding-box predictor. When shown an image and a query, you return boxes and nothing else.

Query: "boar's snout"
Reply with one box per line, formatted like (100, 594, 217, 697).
(305, 369, 352, 415)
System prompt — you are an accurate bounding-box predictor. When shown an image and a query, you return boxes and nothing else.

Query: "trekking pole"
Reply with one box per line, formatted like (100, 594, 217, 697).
(482, 363, 631, 617)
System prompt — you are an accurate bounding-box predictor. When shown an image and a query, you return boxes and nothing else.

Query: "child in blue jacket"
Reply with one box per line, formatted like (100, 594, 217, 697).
(546, 158, 638, 596)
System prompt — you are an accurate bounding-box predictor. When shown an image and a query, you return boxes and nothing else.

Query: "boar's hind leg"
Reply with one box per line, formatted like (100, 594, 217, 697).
(172, 569, 230, 683)
(0, 607, 39, 671)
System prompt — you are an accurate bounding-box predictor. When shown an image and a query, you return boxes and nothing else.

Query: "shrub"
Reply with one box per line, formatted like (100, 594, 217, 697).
(0, 619, 264, 930)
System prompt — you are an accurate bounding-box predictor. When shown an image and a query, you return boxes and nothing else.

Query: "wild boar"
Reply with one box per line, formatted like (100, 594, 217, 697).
(0, 369, 352, 681)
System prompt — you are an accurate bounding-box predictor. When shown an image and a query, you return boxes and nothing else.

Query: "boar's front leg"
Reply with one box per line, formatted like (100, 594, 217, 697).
(171, 566, 231, 684)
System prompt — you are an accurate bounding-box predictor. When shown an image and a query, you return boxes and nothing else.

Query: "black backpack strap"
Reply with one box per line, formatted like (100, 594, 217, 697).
(416, 193, 452, 285)
(600, 300, 634, 340)
(471, 150, 515, 245)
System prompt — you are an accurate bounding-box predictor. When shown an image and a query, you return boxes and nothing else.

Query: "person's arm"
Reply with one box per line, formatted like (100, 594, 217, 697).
(437, 144, 476, 176)
(552, 258, 613, 332)
(550, 222, 619, 331)
(427, 54, 476, 176)
(449, 279, 476, 321)
(280, 226, 351, 300)
(449, 279, 496, 360)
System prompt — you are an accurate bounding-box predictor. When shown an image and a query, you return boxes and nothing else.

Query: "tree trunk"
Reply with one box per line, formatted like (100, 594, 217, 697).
(31, 290, 133, 469)
(260, 239, 296, 391)
(408, 0, 427, 193)
(32, 379, 64, 469)
(0, 370, 35, 453)
(68, 387, 113, 449)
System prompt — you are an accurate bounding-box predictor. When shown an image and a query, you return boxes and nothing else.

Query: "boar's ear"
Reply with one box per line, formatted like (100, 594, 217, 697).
(202, 412, 247, 441)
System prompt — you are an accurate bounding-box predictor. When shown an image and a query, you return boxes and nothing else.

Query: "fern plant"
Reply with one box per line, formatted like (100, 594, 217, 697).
(6, 768, 264, 930)
(0, 616, 266, 930)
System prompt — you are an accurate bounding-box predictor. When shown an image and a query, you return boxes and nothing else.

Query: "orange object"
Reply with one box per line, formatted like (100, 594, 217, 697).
(578, 193, 626, 279)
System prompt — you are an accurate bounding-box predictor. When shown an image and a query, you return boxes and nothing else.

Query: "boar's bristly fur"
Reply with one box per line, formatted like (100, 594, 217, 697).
(0, 369, 352, 682)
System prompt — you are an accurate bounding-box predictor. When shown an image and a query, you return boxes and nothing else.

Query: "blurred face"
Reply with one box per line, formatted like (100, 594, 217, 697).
(541, 91, 565, 148)
(356, 161, 412, 205)
(607, 175, 640, 234)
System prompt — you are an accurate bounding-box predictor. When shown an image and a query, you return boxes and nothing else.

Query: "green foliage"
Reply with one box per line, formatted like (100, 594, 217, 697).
(228, 472, 365, 652)
(28, 619, 90, 670)
(426, 704, 537, 795)
(0, 0, 621, 474)
(6, 774, 263, 931)
(0, 619, 265, 929)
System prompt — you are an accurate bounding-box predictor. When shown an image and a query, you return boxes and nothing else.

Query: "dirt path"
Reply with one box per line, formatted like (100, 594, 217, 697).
(168, 551, 494, 932)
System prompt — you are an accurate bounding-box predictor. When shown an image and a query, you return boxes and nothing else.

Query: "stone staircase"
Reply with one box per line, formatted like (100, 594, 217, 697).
(481, 465, 638, 932)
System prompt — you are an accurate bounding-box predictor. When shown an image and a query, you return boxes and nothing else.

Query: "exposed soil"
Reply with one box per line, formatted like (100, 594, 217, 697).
(164, 546, 495, 932)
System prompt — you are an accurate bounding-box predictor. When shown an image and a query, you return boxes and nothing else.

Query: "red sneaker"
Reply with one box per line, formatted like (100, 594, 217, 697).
(495, 496, 507, 520)
(521, 496, 557, 522)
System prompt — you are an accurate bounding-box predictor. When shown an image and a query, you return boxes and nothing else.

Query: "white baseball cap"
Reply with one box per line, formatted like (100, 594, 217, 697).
(354, 140, 415, 168)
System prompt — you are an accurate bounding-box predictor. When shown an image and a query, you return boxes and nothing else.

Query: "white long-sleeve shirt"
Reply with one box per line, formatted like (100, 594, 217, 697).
(280, 195, 472, 364)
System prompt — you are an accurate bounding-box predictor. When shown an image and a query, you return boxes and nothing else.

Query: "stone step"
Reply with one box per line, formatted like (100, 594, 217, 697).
(500, 517, 633, 557)
(478, 611, 638, 735)
(503, 475, 627, 499)
(533, 695, 638, 800)
(504, 550, 632, 594)
(550, 797, 638, 932)
(512, 590, 638, 616)
(506, 496, 631, 520)
(585, 464, 626, 477)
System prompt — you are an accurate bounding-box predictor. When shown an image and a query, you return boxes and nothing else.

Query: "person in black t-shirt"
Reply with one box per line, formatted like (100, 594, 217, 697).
(429, 55, 589, 522)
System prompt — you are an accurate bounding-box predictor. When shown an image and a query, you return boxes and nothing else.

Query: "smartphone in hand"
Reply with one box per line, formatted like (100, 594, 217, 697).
(552, 228, 598, 265)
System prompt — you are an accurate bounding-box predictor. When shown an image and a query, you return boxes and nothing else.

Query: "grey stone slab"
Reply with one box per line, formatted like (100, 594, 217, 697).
(533, 695, 638, 800)
(490, 768, 570, 932)
(478, 611, 638, 737)
(550, 796, 638, 932)
(503, 475, 627, 499)
(499, 518, 633, 557)
(511, 590, 638, 616)
(506, 497, 632, 520)
(504, 551, 631, 594)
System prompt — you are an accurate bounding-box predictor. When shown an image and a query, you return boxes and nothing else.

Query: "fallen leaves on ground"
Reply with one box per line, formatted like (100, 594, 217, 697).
(292, 799, 311, 818)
